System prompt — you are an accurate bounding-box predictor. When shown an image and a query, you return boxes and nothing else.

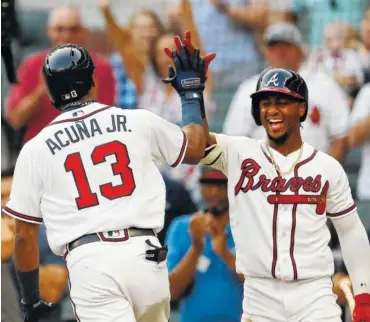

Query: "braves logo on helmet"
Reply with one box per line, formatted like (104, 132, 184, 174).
(264, 73, 280, 87)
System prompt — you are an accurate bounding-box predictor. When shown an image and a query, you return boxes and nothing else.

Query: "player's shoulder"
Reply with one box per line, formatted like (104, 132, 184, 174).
(17, 134, 45, 161)
(309, 144, 345, 176)
(128, 108, 169, 125)
(216, 133, 260, 147)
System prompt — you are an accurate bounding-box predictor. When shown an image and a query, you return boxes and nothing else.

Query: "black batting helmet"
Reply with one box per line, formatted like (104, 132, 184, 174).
(42, 44, 95, 111)
(250, 68, 308, 126)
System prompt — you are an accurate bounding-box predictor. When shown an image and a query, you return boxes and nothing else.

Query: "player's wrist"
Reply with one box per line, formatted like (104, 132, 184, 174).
(181, 92, 204, 126)
(16, 268, 40, 305)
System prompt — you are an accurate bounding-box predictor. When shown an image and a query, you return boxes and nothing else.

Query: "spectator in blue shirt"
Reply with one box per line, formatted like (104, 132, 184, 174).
(166, 167, 243, 322)
(110, 53, 137, 109)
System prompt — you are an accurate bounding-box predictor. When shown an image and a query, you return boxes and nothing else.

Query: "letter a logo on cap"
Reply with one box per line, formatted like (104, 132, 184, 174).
(264, 73, 279, 87)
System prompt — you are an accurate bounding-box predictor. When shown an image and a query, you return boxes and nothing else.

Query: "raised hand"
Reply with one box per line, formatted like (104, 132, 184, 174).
(189, 212, 206, 252)
(205, 214, 228, 257)
(162, 42, 207, 96)
(164, 31, 215, 80)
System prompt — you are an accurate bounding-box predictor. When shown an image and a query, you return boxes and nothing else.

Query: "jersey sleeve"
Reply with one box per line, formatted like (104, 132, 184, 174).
(2, 144, 43, 224)
(326, 159, 357, 219)
(201, 133, 230, 175)
(147, 110, 188, 167)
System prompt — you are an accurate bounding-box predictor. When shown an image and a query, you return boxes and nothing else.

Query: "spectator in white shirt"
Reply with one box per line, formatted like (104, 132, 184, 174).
(224, 22, 350, 163)
(348, 83, 370, 200)
(307, 22, 364, 98)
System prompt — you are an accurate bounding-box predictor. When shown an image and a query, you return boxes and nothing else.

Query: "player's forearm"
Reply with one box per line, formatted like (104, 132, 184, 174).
(169, 246, 202, 300)
(7, 86, 45, 129)
(332, 213, 370, 295)
(182, 124, 206, 164)
(328, 137, 348, 164)
(14, 221, 40, 304)
(39, 266, 68, 303)
(14, 228, 39, 272)
(348, 116, 370, 147)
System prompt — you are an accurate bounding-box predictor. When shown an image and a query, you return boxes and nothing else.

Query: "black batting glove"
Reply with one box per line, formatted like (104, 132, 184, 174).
(21, 299, 53, 322)
(163, 46, 206, 96)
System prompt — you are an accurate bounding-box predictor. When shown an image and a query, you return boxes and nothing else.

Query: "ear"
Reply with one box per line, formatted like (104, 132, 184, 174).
(299, 102, 306, 118)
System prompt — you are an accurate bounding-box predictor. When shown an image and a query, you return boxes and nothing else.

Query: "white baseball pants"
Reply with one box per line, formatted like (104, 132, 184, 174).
(241, 276, 342, 322)
(65, 235, 170, 322)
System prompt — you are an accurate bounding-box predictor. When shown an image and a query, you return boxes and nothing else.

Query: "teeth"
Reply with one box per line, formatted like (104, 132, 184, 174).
(269, 120, 282, 123)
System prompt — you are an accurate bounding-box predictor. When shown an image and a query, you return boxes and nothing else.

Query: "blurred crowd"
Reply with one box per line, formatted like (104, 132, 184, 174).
(1, 0, 370, 321)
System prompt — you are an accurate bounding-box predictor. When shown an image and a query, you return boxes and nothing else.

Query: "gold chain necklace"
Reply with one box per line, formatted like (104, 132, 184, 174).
(265, 142, 304, 178)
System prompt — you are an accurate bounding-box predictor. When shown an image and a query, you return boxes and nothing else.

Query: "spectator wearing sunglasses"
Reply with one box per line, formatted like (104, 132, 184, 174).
(5, 5, 115, 145)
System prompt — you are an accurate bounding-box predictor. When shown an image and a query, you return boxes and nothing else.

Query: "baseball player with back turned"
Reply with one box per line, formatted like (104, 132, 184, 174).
(2, 43, 215, 322)
(165, 34, 370, 322)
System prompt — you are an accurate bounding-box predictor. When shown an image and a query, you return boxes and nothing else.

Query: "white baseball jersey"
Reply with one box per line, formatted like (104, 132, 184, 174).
(3, 102, 187, 256)
(208, 134, 356, 281)
(223, 67, 350, 154)
(350, 83, 370, 200)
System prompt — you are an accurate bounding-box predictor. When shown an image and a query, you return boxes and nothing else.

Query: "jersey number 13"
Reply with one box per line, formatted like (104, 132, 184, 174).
(64, 140, 136, 210)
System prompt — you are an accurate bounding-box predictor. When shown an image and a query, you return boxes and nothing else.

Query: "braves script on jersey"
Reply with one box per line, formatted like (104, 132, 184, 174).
(3, 103, 187, 256)
(209, 134, 356, 281)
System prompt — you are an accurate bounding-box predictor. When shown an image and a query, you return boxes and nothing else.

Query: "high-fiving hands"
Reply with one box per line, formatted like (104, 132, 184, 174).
(163, 31, 215, 82)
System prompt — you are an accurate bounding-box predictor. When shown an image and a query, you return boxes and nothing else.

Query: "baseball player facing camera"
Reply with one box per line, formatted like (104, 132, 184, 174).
(165, 33, 370, 322)
(2, 42, 214, 322)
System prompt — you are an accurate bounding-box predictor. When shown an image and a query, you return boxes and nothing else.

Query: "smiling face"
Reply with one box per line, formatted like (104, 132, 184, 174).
(259, 94, 306, 145)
